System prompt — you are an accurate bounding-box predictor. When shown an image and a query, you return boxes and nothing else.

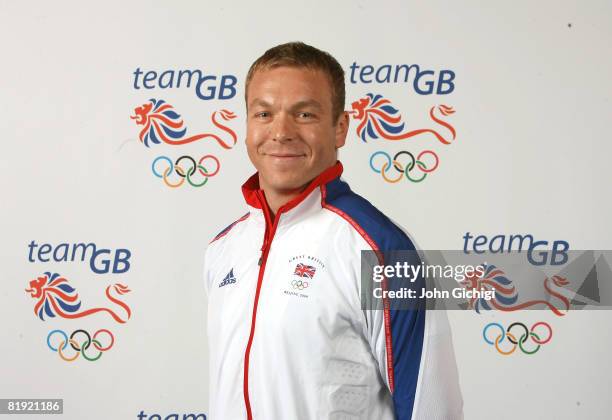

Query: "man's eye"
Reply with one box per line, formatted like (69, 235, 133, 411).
(255, 112, 269, 118)
(298, 112, 313, 118)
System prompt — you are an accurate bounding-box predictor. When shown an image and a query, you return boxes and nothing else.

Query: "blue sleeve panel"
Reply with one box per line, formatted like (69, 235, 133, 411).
(210, 212, 250, 243)
(324, 177, 426, 420)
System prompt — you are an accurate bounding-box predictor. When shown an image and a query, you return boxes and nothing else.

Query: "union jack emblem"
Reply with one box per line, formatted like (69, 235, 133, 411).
(294, 263, 316, 279)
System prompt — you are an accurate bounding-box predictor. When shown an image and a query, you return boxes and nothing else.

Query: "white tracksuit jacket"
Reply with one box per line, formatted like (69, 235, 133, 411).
(203, 162, 463, 420)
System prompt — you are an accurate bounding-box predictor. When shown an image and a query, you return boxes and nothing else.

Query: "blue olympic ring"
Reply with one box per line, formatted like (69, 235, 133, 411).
(369, 151, 392, 174)
(152, 156, 173, 178)
(47, 329, 68, 352)
(482, 322, 505, 345)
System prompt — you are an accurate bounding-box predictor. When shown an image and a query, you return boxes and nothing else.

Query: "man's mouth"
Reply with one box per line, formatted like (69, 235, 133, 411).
(266, 153, 306, 158)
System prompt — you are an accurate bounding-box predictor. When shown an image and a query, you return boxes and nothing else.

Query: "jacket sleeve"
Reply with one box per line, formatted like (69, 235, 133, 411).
(363, 250, 464, 420)
(202, 245, 211, 297)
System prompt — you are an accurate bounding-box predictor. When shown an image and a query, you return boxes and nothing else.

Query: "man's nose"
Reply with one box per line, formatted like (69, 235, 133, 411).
(272, 113, 295, 142)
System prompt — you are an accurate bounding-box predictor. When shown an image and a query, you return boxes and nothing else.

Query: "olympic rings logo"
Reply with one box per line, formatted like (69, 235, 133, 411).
(151, 155, 220, 188)
(369, 150, 439, 183)
(482, 322, 553, 355)
(46, 329, 115, 362)
(291, 279, 309, 290)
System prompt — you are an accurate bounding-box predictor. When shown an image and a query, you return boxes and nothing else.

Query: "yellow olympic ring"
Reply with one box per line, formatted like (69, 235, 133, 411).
(162, 166, 185, 188)
(381, 161, 403, 183)
(494, 332, 517, 356)
(58, 339, 80, 362)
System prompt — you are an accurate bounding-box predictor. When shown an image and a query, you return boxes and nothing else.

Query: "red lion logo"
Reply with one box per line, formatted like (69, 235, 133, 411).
(461, 265, 571, 316)
(131, 98, 237, 148)
(25, 272, 132, 324)
(350, 93, 456, 144)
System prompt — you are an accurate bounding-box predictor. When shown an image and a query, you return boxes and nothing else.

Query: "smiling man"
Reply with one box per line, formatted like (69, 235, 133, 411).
(245, 63, 347, 214)
(203, 42, 463, 420)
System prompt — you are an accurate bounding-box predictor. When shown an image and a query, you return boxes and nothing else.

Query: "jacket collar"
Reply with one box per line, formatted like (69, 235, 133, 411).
(241, 161, 343, 216)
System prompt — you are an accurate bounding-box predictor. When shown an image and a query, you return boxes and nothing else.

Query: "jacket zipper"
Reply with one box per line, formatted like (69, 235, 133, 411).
(243, 190, 279, 420)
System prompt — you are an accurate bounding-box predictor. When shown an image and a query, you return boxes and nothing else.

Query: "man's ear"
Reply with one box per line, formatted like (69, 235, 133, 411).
(335, 111, 350, 149)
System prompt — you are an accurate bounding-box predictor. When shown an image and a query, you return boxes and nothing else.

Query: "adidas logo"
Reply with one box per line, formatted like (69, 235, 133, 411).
(218, 269, 237, 288)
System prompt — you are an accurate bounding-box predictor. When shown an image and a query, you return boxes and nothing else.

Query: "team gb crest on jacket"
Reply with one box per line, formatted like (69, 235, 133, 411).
(284, 255, 326, 298)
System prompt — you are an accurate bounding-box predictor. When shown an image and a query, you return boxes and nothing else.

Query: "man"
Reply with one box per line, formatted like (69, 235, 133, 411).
(203, 42, 463, 419)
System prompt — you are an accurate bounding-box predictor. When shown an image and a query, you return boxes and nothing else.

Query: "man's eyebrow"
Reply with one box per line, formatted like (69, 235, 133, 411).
(248, 98, 272, 108)
(248, 98, 324, 111)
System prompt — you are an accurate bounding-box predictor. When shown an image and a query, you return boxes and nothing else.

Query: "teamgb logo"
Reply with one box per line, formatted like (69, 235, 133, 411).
(129, 66, 241, 190)
(349, 93, 457, 184)
(25, 242, 133, 363)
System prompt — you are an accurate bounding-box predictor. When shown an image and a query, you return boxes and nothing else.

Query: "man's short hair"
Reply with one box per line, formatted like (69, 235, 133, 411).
(245, 41, 345, 123)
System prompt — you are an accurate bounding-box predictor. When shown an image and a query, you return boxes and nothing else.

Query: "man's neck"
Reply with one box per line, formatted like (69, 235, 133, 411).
(255, 162, 340, 218)
(261, 183, 308, 218)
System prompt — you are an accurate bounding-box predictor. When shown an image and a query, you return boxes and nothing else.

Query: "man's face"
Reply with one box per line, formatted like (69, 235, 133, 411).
(245, 66, 348, 194)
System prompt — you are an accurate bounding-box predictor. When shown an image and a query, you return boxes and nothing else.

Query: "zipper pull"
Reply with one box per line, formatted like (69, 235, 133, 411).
(258, 244, 264, 266)
(258, 237, 268, 266)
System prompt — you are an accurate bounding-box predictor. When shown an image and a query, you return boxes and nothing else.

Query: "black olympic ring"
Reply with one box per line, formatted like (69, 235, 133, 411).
(506, 322, 530, 345)
(174, 155, 197, 178)
(392, 151, 416, 173)
(69, 329, 91, 351)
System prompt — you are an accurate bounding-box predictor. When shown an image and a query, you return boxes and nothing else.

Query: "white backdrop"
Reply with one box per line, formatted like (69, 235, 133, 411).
(1, 1, 611, 419)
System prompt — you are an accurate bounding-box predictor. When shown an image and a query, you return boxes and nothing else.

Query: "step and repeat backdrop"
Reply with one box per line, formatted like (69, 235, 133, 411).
(1, 1, 611, 419)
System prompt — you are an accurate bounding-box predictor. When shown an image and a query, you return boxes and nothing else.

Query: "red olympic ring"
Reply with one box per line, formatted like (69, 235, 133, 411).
(416, 150, 439, 173)
(93, 329, 115, 351)
(198, 155, 221, 177)
(530, 322, 553, 345)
